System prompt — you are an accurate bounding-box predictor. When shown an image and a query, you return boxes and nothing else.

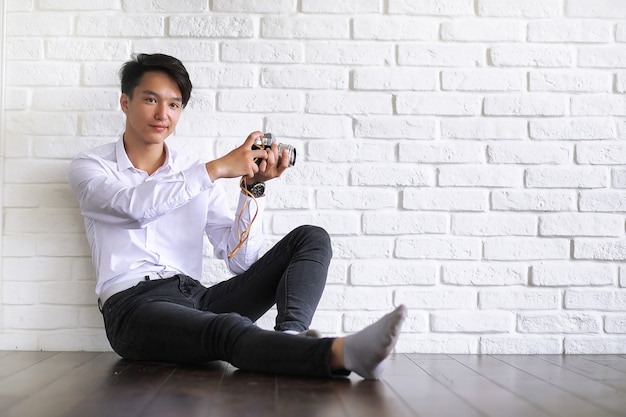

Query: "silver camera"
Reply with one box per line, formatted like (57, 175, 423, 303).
(253, 133, 296, 167)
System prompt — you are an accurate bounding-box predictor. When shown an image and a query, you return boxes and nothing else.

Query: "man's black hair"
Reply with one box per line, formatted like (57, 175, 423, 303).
(119, 53, 192, 107)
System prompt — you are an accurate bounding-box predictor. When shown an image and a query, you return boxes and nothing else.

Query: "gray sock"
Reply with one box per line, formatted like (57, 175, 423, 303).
(343, 305, 407, 380)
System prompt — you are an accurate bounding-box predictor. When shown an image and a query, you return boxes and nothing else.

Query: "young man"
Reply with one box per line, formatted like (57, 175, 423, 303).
(68, 53, 406, 379)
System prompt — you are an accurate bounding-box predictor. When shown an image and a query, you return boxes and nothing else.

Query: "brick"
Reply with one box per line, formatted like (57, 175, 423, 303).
(262, 17, 349, 39)
(308, 140, 395, 163)
(0, 333, 38, 350)
(2, 235, 37, 257)
(518, 313, 601, 334)
(578, 46, 626, 68)
(120, 0, 206, 12)
(7, 12, 70, 36)
(48, 38, 130, 61)
(188, 66, 254, 88)
(39, 282, 95, 305)
(40, 0, 120, 9)
(404, 188, 488, 211)
(345, 310, 428, 333)
(572, 95, 626, 117)
(284, 164, 349, 186)
(432, 311, 514, 333)
(567, 0, 626, 18)
(6, 38, 43, 60)
(442, 19, 525, 42)
(389, 0, 473, 15)
(479, 288, 560, 310)
(566, 289, 626, 310)
(532, 262, 616, 287)
(395, 288, 477, 309)
(307, 42, 393, 65)
(490, 45, 573, 67)
(525, 166, 608, 189)
(266, 115, 351, 138)
(37, 234, 91, 257)
(40, 332, 111, 352)
(484, 94, 568, 116)
(605, 315, 626, 333)
(331, 237, 393, 259)
(395, 237, 481, 260)
(262, 67, 347, 89)
(170, 15, 253, 37)
(396, 93, 482, 116)
(477, 0, 562, 17)
(80, 113, 125, 136)
(306, 92, 392, 115)
(441, 117, 527, 140)
(484, 238, 569, 261)
(351, 165, 435, 186)
(443, 262, 527, 286)
(451, 213, 536, 237)
(5, 208, 84, 233)
(353, 68, 437, 91)
(302, 0, 380, 13)
(350, 261, 438, 286)
(4, 184, 78, 208)
(492, 189, 577, 212)
(317, 188, 397, 210)
(580, 191, 626, 212)
(353, 17, 438, 40)
(396, 335, 479, 354)
(355, 116, 437, 139)
(76, 15, 163, 37)
(399, 142, 485, 164)
(613, 169, 626, 188)
(133, 39, 217, 62)
(565, 337, 626, 354)
(5, 113, 76, 136)
(530, 118, 617, 140)
(319, 286, 393, 311)
(398, 43, 486, 67)
(363, 212, 447, 235)
(274, 212, 361, 235)
(215, 0, 295, 12)
(222, 41, 303, 63)
(218, 91, 302, 113)
(5, 88, 29, 110)
(439, 165, 522, 187)
(442, 69, 525, 92)
(529, 70, 612, 93)
(528, 20, 612, 43)
(481, 336, 562, 354)
(179, 113, 261, 137)
(32, 88, 119, 111)
(6, 62, 81, 86)
(574, 239, 626, 261)
(83, 63, 122, 87)
(488, 143, 571, 164)
(539, 213, 624, 237)
(4, 306, 79, 330)
(266, 185, 309, 209)
(2, 283, 38, 305)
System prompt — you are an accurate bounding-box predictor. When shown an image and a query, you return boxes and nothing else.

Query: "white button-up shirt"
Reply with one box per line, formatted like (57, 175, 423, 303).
(68, 137, 265, 297)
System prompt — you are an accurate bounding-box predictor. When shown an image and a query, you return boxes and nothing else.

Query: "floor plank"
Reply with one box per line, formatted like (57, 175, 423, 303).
(1, 352, 626, 417)
(494, 355, 625, 417)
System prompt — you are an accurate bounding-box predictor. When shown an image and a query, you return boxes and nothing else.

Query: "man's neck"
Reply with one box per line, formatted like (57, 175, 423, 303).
(123, 133, 167, 175)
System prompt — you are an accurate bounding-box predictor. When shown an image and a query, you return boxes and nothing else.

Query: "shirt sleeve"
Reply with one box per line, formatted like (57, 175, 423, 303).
(206, 186, 266, 274)
(68, 155, 215, 228)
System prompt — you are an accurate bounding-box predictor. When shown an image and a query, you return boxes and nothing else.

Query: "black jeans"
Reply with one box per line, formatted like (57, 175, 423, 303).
(100, 225, 338, 377)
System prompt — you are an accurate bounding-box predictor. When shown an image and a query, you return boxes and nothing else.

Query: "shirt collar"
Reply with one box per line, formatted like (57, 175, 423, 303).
(115, 135, 174, 174)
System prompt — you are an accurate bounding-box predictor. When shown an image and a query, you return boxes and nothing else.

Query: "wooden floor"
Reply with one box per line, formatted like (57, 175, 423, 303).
(1, 352, 626, 417)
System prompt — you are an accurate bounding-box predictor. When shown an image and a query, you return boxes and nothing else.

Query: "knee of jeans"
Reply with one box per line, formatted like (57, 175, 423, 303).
(297, 225, 332, 254)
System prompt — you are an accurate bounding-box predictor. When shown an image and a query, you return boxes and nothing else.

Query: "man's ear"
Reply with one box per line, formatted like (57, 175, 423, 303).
(120, 93, 130, 113)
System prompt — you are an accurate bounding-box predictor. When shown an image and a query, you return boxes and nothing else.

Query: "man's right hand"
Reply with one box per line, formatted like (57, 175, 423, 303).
(205, 131, 268, 181)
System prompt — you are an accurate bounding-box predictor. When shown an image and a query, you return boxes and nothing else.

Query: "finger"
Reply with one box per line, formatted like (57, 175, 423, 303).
(244, 131, 264, 148)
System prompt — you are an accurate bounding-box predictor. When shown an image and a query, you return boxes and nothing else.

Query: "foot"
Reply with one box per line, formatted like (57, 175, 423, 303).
(342, 305, 407, 380)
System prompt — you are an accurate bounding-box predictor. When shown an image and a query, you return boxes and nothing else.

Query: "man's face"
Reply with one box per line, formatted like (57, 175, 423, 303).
(120, 71, 183, 146)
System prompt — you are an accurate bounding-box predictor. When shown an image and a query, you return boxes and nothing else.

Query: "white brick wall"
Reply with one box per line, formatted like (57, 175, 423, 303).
(1, 1, 625, 354)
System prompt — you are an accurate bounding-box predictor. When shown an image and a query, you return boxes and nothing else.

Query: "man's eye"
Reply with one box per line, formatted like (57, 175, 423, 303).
(145, 97, 156, 103)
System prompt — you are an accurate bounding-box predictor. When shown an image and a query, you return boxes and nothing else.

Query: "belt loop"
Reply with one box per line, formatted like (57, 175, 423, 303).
(144, 275, 150, 281)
